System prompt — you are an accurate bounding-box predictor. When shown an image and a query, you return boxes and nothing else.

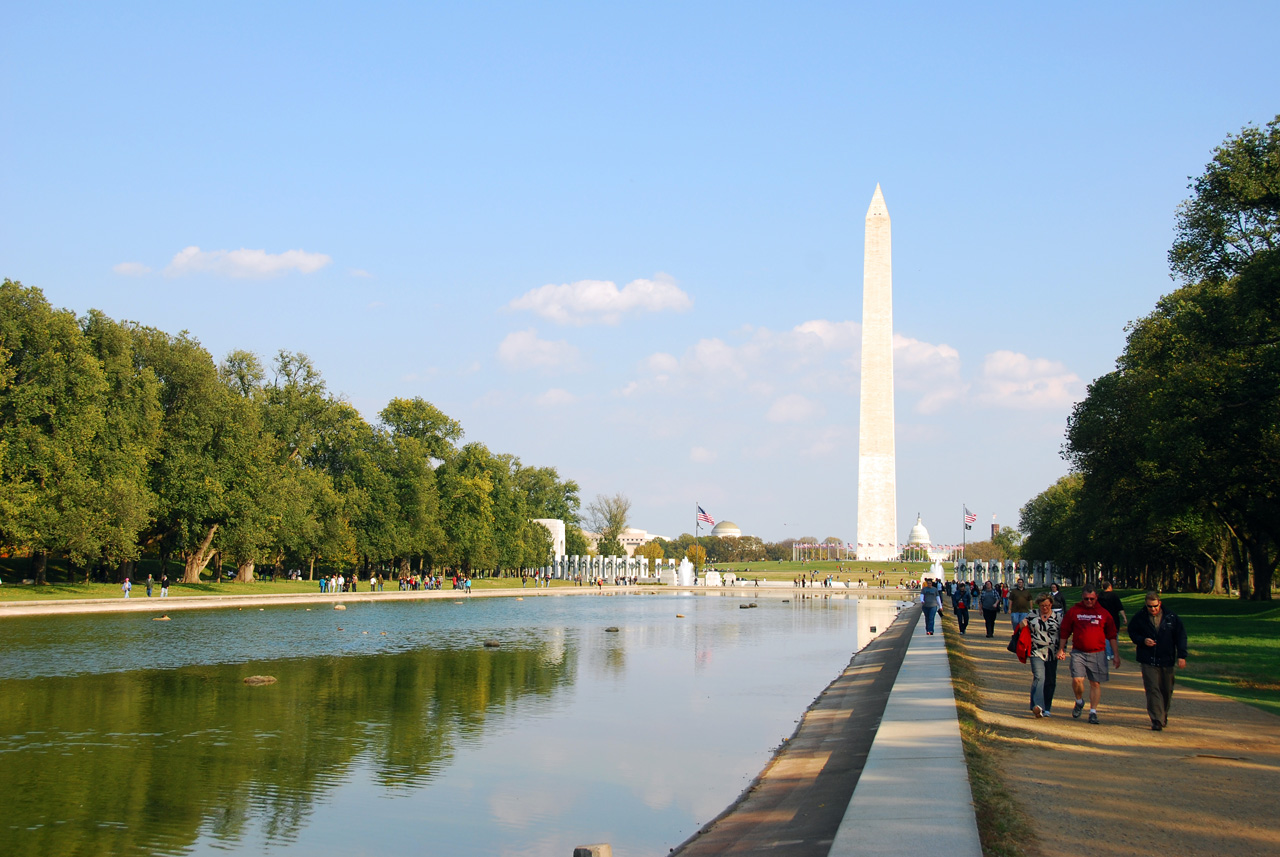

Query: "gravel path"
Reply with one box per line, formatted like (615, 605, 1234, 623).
(958, 620, 1280, 856)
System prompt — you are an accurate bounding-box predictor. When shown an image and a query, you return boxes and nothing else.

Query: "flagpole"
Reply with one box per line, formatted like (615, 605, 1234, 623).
(962, 504, 967, 561)
(695, 502, 701, 558)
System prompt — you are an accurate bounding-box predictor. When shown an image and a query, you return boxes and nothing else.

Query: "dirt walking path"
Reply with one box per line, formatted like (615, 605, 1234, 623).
(954, 615, 1280, 856)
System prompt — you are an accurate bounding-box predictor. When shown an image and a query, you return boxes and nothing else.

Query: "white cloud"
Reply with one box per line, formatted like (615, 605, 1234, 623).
(112, 261, 152, 276)
(509, 272, 693, 325)
(164, 246, 332, 278)
(535, 388, 577, 406)
(766, 393, 825, 423)
(975, 350, 1082, 409)
(894, 334, 967, 414)
(690, 446, 717, 463)
(622, 318, 861, 398)
(497, 329, 581, 372)
(350, 268, 373, 278)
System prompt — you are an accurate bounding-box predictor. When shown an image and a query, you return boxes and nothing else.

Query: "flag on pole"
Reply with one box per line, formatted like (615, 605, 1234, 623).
(964, 506, 976, 530)
(696, 506, 715, 526)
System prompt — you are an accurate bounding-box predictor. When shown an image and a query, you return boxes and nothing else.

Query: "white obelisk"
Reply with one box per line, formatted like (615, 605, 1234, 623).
(856, 185, 897, 562)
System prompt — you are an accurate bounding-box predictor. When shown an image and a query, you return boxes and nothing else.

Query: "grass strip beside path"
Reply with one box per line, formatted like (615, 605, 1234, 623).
(941, 610, 1037, 857)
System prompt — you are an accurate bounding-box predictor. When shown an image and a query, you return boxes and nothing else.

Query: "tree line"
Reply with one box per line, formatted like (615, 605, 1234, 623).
(1020, 115, 1280, 600)
(0, 281, 584, 584)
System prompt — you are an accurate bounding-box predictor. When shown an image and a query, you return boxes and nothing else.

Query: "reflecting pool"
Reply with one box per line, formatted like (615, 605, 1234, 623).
(0, 592, 903, 857)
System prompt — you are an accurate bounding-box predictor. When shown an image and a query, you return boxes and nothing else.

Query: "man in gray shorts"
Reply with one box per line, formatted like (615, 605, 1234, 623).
(1056, 584, 1120, 724)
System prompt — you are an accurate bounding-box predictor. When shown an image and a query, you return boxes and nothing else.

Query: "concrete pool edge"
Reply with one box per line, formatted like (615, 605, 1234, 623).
(0, 585, 908, 618)
(670, 603, 918, 857)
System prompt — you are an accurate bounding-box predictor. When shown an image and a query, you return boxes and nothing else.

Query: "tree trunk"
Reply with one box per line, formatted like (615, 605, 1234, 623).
(182, 525, 219, 583)
(1247, 538, 1273, 601)
(235, 560, 255, 583)
(32, 550, 48, 586)
(308, 556, 315, 581)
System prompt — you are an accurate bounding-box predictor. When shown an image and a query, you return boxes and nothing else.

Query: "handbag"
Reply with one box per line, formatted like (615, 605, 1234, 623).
(1007, 624, 1032, 663)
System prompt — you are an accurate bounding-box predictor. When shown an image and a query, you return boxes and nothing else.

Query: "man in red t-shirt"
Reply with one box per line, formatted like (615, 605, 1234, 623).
(1057, 583, 1121, 724)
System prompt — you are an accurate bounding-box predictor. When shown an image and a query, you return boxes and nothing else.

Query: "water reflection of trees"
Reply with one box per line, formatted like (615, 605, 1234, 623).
(0, 642, 575, 857)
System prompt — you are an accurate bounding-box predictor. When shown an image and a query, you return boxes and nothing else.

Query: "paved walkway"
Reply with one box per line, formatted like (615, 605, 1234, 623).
(829, 608, 981, 857)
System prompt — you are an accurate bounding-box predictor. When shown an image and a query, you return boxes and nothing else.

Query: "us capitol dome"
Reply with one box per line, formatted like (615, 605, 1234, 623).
(907, 515, 932, 547)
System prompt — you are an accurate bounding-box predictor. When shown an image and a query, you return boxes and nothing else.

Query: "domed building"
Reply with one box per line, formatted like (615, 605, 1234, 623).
(905, 514, 947, 561)
(907, 515, 931, 548)
(710, 520, 741, 538)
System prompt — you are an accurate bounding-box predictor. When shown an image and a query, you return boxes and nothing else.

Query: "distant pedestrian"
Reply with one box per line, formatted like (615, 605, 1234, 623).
(1127, 591, 1188, 731)
(160, 574, 169, 597)
(953, 586, 970, 635)
(978, 581, 1001, 637)
(1058, 584, 1120, 724)
(1008, 577, 1033, 628)
(920, 578, 942, 635)
(1097, 581, 1128, 660)
(145, 574, 154, 597)
(122, 578, 131, 598)
(1048, 583, 1066, 618)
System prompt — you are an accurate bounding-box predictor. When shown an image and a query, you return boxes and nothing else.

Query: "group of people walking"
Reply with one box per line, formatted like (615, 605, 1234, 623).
(1005, 579, 1188, 730)
(925, 576, 1190, 731)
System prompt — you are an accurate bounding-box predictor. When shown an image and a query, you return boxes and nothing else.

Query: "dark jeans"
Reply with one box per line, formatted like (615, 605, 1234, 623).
(923, 605, 938, 633)
(1140, 663, 1176, 725)
(1030, 655, 1058, 712)
(982, 608, 999, 636)
(955, 607, 969, 634)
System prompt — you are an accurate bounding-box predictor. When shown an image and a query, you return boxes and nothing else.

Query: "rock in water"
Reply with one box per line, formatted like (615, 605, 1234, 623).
(152, 615, 171, 621)
(334, 604, 347, 610)
(605, 626, 619, 632)
(243, 675, 277, 685)
(483, 640, 501, 648)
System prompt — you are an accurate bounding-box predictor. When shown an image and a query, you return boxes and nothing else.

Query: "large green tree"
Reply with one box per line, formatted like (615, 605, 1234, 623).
(0, 281, 111, 581)
(1170, 114, 1280, 284)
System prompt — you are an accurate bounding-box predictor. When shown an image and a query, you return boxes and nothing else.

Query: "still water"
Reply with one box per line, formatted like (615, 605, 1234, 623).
(0, 591, 902, 857)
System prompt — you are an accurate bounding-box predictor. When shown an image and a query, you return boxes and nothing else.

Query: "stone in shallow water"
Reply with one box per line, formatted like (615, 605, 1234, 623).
(243, 675, 277, 685)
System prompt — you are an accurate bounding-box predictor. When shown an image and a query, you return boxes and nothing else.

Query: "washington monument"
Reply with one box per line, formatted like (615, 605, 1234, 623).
(856, 185, 897, 561)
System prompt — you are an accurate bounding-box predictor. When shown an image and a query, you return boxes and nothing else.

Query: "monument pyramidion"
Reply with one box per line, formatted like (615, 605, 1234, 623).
(856, 185, 897, 562)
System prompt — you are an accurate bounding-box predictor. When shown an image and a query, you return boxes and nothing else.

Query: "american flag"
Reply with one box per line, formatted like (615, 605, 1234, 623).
(963, 507, 977, 525)
(696, 506, 715, 525)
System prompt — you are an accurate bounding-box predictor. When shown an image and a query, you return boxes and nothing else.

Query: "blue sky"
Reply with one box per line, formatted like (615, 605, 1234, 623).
(3, 2, 1277, 546)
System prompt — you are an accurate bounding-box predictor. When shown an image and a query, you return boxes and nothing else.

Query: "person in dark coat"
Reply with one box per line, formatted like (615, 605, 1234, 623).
(978, 581, 1002, 637)
(1127, 590, 1189, 731)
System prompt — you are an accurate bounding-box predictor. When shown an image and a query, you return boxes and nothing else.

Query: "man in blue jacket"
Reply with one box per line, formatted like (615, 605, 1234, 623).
(1127, 591, 1189, 731)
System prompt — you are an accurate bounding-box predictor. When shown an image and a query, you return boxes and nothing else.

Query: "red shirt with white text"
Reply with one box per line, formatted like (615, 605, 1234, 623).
(1059, 602, 1117, 653)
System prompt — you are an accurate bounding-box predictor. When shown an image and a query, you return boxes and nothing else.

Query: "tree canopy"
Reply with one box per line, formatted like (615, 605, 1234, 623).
(0, 281, 580, 583)
(1024, 116, 1280, 599)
